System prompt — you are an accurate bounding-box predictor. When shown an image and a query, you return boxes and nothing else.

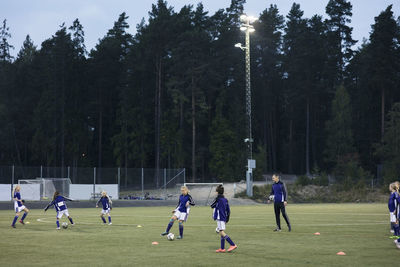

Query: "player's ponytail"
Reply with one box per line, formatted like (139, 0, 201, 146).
(53, 191, 60, 200)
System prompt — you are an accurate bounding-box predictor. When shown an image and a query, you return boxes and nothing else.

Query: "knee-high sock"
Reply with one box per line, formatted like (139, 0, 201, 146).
(224, 235, 235, 246)
(108, 216, 111, 223)
(220, 236, 225, 249)
(12, 215, 18, 226)
(102, 216, 106, 223)
(68, 217, 74, 224)
(179, 222, 183, 237)
(394, 224, 400, 236)
(166, 219, 174, 233)
(274, 203, 281, 228)
(21, 212, 28, 221)
(56, 220, 60, 228)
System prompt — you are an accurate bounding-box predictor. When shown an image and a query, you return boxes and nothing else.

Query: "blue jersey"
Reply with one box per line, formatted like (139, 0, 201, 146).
(176, 194, 195, 213)
(270, 181, 287, 203)
(45, 196, 72, 212)
(14, 192, 22, 207)
(388, 192, 398, 213)
(97, 196, 112, 210)
(211, 195, 230, 222)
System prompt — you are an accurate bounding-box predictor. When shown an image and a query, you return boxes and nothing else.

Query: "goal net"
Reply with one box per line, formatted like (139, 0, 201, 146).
(19, 178, 71, 200)
(184, 183, 223, 206)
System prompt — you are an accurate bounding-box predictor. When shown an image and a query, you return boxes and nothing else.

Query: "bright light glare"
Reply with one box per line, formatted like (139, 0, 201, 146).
(235, 43, 242, 48)
(249, 28, 255, 33)
(240, 14, 247, 21)
(240, 26, 247, 31)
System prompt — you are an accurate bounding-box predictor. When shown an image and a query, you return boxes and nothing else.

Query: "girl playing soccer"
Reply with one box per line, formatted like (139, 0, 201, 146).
(96, 191, 112, 225)
(11, 185, 29, 228)
(161, 186, 195, 239)
(211, 185, 237, 253)
(388, 183, 399, 236)
(44, 191, 75, 229)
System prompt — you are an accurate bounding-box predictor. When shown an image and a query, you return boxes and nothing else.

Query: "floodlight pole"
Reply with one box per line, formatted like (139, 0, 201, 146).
(236, 15, 256, 197)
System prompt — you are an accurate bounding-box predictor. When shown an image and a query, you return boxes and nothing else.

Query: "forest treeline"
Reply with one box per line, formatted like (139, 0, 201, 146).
(0, 0, 400, 184)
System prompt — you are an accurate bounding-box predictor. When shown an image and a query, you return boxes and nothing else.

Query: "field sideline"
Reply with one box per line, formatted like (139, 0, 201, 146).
(0, 203, 397, 266)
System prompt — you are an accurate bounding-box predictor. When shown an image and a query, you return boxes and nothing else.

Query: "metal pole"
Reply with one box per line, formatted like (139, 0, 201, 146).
(40, 165, 43, 178)
(141, 168, 144, 197)
(67, 166, 70, 179)
(164, 168, 167, 198)
(11, 165, 15, 199)
(245, 20, 253, 197)
(183, 168, 186, 184)
(118, 167, 121, 199)
(93, 167, 96, 200)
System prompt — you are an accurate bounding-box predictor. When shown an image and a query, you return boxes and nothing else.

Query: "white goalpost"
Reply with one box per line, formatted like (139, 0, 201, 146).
(19, 178, 71, 200)
(184, 183, 223, 206)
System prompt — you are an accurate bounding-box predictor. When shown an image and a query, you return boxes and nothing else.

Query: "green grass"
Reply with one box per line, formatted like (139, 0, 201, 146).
(0, 203, 398, 266)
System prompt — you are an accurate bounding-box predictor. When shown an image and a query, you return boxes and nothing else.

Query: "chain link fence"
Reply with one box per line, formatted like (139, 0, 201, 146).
(0, 166, 186, 200)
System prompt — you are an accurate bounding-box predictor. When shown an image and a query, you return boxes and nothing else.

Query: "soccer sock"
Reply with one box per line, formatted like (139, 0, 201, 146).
(179, 222, 183, 237)
(166, 219, 174, 233)
(69, 217, 74, 224)
(220, 236, 225, 249)
(394, 224, 400, 236)
(102, 217, 106, 223)
(224, 235, 235, 246)
(56, 220, 60, 228)
(12, 215, 18, 226)
(21, 212, 28, 221)
(108, 216, 111, 223)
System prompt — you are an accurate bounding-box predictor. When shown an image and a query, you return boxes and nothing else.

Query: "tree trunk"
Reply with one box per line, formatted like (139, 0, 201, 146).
(306, 98, 310, 175)
(381, 88, 385, 141)
(191, 74, 196, 182)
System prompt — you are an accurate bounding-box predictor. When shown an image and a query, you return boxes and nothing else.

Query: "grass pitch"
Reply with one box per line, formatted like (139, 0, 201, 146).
(0, 203, 397, 266)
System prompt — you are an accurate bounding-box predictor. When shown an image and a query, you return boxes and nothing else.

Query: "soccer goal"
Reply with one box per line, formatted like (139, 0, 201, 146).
(184, 183, 223, 206)
(19, 178, 71, 200)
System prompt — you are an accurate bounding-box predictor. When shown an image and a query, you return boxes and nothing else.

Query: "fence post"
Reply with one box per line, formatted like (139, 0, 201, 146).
(40, 165, 43, 178)
(118, 167, 121, 199)
(67, 166, 70, 179)
(164, 168, 167, 198)
(183, 168, 186, 184)
(93, 167, 96, 200)
(141, 168, 144, 197)
(11, 165, 15, 199)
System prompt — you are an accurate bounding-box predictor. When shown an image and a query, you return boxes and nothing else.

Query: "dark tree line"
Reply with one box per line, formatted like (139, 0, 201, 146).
(0, 0, 399, 183)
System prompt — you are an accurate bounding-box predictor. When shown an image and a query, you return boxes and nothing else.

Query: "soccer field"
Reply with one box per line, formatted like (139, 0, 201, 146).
(0, 203, 397, 266)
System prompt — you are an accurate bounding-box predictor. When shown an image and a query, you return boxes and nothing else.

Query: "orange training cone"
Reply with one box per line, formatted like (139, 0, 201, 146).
(152, 241, 159, 245)
(313, 232, 321, 235)
(336, 251, 346, 256)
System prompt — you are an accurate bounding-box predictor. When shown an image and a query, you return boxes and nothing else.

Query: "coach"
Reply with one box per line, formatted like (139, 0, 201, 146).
(268, 174, 291, 232)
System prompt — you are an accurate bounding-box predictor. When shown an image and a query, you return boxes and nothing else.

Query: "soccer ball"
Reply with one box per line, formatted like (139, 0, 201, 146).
(215, 227, 220, 233)
(269, 195, 275, 201)
(62, 222, 68, 229)
(167, 233, 175, 241)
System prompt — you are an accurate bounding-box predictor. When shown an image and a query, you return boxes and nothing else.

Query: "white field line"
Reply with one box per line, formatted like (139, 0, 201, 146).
(36, 217, 388, 227)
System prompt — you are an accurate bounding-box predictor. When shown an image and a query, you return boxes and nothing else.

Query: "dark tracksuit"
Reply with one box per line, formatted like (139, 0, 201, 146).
(270, 180, 291, 230)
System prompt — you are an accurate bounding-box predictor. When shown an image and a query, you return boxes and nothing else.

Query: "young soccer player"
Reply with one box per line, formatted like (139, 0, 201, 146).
(268, 174, 292, 232)
(44, 191, 75, 229)
(11, 185, 29, 228)
(96, 191, 112, 225)
(211, 185, 237, 253)
(161, 186, 195, 239)
(388, 183, 399, 236)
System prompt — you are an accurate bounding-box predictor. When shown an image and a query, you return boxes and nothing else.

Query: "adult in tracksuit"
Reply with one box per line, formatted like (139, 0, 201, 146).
(269, 174, 291, 232)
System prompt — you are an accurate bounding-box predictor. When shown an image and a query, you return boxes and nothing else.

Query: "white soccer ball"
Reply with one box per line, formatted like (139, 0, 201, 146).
(62, 222, 68, 229)
(269, 195, 274, 201)
(215, 227, 220, 233)
(167, 233, 175, 241)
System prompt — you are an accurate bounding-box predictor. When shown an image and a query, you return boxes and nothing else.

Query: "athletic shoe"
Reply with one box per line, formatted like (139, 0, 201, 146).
(273, 228, 281, 232)
(56, 227, 60, 230)
(11, 225, 16, 228)
(176, 236, 183, 239)
(109, 223, 112, 225)
(19, 220, 25, 225)
(215, 249, 226, 253)
(161, 232, 169, 236)
(395, 240, 400, 249)
(227, 245, 238, 252)
(71, 223, 75, 226)
(288, 225, 292, 232)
